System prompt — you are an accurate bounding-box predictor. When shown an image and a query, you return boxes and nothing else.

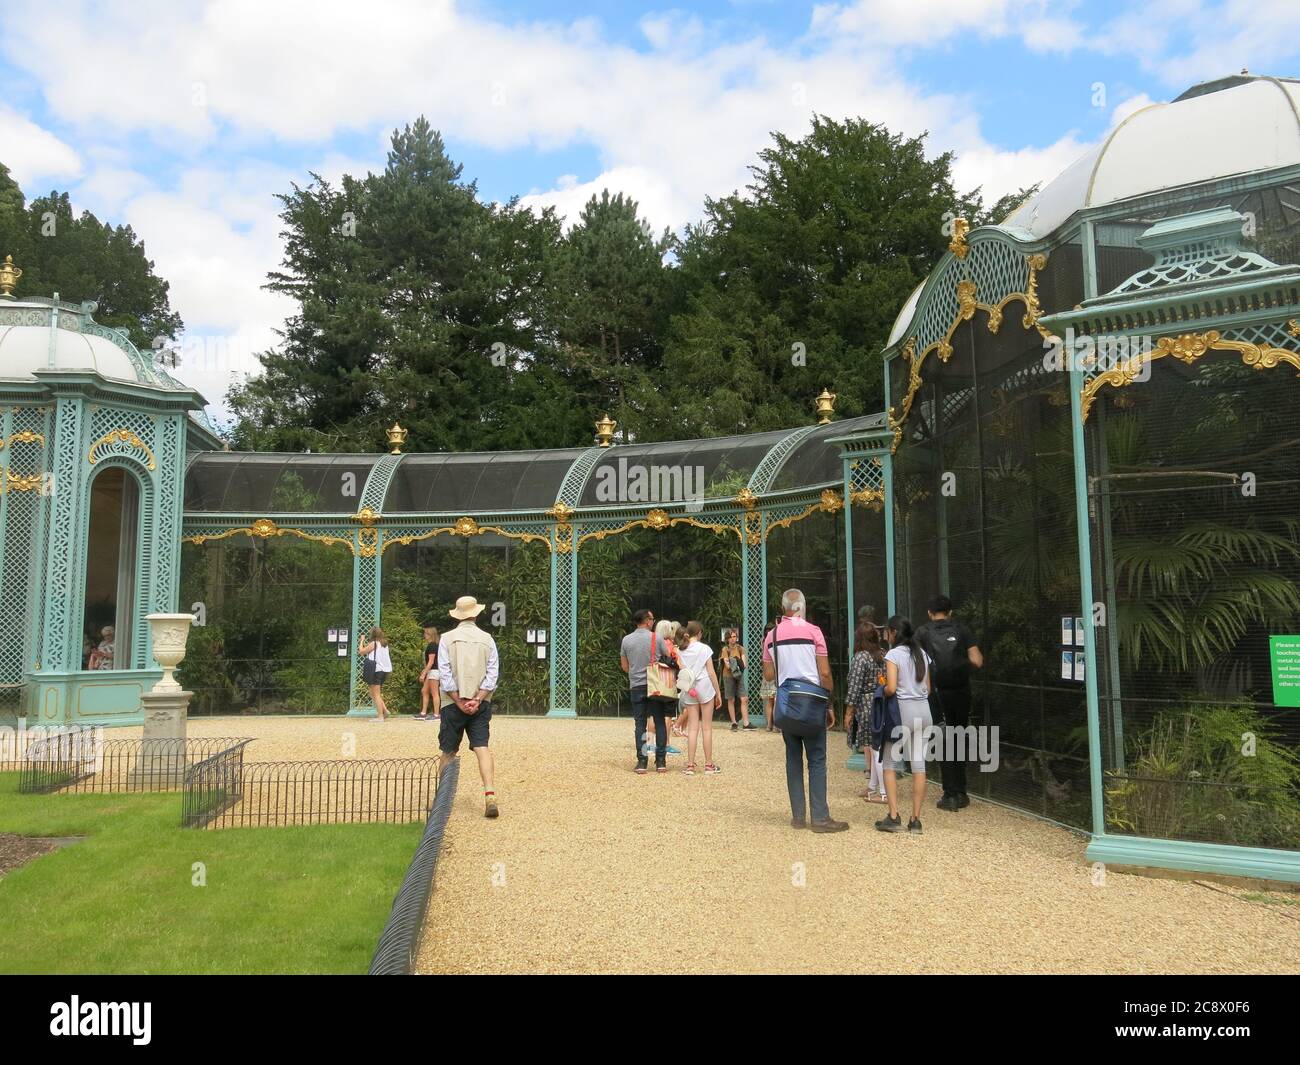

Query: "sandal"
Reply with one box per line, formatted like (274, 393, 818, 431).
(865, 793, 889, 804)
(683, 763, 696, 775)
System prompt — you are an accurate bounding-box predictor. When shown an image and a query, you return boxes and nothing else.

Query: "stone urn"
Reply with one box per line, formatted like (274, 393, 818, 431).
(145, 613, 194, 693)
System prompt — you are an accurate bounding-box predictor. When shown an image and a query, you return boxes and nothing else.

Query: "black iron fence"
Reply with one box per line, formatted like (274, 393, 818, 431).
(369, 757, 460, 975)
(183, 756, 441, 829)
(17, 735, 252, 795)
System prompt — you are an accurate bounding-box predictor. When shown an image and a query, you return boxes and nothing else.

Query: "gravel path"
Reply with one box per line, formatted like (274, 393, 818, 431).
(118, 715, 1300, 972)
(412, 716, 1299, 974)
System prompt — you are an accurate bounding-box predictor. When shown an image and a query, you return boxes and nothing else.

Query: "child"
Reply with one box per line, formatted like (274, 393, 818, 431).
(89, 626, 115, 670)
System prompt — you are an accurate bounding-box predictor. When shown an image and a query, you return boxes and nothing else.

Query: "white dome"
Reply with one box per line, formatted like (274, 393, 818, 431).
(1004, 75, 1300, 239)
(0, 298, 151, 384)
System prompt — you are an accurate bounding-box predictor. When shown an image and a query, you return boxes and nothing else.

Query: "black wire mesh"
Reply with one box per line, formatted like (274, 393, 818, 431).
(178, 537, 354, 715)
(892, 311, 1091, 829)
(1087, 358, 1300, 850)
(184, 453, 386, 513)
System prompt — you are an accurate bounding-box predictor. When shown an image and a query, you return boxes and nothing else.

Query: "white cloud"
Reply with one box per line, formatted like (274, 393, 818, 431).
(0, 105, 81, 187)
(810, 0, 1083, 52)
(8, 0, 1224, 417)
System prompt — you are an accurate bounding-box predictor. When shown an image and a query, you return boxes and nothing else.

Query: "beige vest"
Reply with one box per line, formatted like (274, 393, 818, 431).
(440, 622, 496, 707)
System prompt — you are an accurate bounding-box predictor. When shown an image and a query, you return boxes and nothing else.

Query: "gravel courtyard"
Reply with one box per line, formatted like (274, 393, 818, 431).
(168, 715, 1298, 974)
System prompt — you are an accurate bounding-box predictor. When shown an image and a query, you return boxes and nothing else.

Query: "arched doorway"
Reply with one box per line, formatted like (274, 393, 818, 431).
(82, 467, 141, 672)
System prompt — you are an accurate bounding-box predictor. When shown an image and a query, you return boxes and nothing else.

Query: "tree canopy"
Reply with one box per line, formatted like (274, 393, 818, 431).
(0, 163, 181, 351)
(3, 114, 1034, 451)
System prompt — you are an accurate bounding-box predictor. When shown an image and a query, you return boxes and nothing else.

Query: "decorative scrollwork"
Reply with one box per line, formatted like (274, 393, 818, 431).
(2, 469, 43, 492)
(948, 217, 970, 259)
(353, 506, 381, 525)
(1080, 330, 1300, 421)
(6, 430, 44, 448)
(850, 488, 885, 511)
(182, 520, 354, 553)
(889, 254, 1052, 452)
(577, 511, 739, 548)
(87, 428, 156, 471)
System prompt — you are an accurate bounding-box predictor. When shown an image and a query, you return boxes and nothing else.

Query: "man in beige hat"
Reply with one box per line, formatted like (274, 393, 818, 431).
(437, 596, 501, 818)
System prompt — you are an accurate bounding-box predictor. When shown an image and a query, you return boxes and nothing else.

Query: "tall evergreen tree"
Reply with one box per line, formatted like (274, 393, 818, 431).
(547, 191, 674, 441)
(650, 116, 976, 438)
(229, 119, 588, 452)
(0, 165, 181, 351)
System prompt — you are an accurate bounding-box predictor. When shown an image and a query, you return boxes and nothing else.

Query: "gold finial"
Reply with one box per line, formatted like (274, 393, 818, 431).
(0, 255, 21, 299)
(814, 388, 837, 425)
(386, 422, 407, 454)
(948, 217, 970, 259)
(594, 413, 617, 448)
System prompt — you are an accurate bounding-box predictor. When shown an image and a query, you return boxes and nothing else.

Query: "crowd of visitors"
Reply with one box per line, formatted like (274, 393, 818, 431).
(364, 585, 982, 832)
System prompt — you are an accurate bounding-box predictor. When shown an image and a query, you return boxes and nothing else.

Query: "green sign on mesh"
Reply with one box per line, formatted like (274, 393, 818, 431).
(1269, 636, 1300, 708)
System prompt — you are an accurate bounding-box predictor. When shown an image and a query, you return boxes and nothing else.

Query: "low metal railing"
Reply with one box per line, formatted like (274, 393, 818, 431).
(183, 756, 440, 829)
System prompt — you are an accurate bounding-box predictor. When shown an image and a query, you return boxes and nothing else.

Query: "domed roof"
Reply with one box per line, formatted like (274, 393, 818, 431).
(1003, 74, 1300, 239)
(0, 285, 180, 391)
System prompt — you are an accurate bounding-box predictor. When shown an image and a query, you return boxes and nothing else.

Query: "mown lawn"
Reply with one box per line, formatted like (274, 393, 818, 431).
(0, 774, 421, 974)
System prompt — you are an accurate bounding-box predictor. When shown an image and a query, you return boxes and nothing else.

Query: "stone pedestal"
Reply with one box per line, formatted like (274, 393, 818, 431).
(131, 688, 193, 787)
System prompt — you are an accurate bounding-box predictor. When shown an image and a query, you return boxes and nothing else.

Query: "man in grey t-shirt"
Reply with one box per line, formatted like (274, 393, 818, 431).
(619, 609, 662, 773)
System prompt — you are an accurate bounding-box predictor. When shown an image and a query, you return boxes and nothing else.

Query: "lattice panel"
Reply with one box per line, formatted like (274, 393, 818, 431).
(746, 425, 819, 493)
(40, 400, 87, 670)
(551, 532, 579, 713)
(350, 548, 381, 711)
(0, 407, 49, 685)
(848, 458, 884, 497)
(742, 513, 767, 707)
(145, 416, 186, 649)
(967, 237, 1031, 298)
(1223, 321, 1300, 351)
(556, 448, 606, 508)
(360, 453, 403, 513)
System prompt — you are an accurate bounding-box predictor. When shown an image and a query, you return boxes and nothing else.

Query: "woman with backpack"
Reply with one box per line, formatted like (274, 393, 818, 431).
(677, 620, 722, 775)
(875, 615, 933, 834)
(719, 628, 754, 731)
(845, 619, 887, 804)
(359, 627, 393, 721)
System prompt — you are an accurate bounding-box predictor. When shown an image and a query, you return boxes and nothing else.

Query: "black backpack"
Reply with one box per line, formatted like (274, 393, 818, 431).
(923, 620, 969, 689)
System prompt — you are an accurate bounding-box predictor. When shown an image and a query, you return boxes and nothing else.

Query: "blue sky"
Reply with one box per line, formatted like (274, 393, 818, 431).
(1, 0, 1298, 413)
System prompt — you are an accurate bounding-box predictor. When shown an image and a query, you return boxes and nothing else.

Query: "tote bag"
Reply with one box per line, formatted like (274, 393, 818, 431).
(646, 633, 679, 703)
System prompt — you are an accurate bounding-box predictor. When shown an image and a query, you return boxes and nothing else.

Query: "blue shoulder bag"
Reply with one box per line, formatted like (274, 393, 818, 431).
(771, 624, 831, 737)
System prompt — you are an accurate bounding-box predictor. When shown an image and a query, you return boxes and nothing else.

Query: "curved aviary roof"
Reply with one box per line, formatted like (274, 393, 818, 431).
(183, 413, 886, 515)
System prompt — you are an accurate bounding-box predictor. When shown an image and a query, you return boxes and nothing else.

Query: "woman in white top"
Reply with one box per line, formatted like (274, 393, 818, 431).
(876, 614, 933, 834)
(359, 626, 394, 721)
(677, 620, 722, 776)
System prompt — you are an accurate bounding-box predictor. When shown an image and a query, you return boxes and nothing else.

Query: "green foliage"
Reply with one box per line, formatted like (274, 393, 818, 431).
(0, 167, 181, 350)
(372, 592, 425, 715)
(224, 113, 1000, 450)
(1106, 702, 1300, 849)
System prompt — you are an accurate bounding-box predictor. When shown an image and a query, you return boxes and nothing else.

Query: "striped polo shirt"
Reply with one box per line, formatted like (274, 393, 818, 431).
(762, 616, 828, 684)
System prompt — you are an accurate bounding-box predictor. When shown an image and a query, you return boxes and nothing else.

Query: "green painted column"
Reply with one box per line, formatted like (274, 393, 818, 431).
(843, 456, 865, 771)
(347, 532, 383, 717)
(547, 522, 578, 717)
(742, 512, 767, 726)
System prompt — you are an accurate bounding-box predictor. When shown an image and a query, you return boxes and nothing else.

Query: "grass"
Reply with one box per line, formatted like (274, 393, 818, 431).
(0, 773, 422, 974)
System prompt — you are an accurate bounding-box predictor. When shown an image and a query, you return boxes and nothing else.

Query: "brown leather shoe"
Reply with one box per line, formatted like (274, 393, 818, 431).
(791, 817, 808, 829)
(809, 818, 849, 833)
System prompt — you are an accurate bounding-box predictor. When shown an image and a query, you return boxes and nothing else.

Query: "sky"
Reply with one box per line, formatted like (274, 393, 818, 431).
(2, 0, 1299, 418)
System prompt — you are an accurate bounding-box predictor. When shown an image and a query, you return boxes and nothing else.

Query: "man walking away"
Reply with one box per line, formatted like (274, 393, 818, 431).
(917, 595, 983, 812)
(620, 609, 664, 774)
(763, 589, 849, 833)
(438, 596, 501, 818)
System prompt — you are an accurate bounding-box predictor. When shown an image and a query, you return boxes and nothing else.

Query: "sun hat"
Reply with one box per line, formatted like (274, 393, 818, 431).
(449, 595, 486, 620)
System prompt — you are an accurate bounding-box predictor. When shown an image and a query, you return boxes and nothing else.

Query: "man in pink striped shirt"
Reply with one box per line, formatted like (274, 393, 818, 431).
(762, 588, 849, 833)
